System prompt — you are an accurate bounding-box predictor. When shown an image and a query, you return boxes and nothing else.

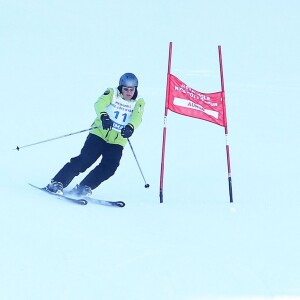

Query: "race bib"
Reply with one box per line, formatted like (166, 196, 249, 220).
(105, 89, 136, 132)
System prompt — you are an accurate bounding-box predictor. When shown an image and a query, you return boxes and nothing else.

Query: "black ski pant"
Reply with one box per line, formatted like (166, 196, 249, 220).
(52, 133, 123, 190)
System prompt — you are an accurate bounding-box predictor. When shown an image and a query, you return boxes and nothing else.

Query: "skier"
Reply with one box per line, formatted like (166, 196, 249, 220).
(46, 73, 145, 197)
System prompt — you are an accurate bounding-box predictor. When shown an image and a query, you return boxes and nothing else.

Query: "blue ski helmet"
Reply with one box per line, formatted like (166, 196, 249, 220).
(119, 73, 138, 87)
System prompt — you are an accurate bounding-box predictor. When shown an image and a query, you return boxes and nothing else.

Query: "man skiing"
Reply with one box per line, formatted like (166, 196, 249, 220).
(46, 73, 145, 197)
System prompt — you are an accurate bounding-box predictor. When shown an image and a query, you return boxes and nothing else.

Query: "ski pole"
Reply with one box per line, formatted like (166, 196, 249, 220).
(14, 126, 100, 151)
(127, 138, 150, 188)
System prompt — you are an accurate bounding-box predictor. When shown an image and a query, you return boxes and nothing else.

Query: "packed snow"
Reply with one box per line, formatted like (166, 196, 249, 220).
(1, 1, 300, 299)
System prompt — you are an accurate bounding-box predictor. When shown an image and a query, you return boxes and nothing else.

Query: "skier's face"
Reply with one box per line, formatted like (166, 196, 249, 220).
(122, 86, 135, 100)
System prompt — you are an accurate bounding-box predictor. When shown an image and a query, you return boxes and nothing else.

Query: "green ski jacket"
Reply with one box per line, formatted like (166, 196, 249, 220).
(90, 88, 145, 147)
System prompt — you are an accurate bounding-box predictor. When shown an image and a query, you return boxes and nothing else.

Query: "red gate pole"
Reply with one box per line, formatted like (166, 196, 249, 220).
(159, 42, 173, 203)
(218, 45, 233, 203)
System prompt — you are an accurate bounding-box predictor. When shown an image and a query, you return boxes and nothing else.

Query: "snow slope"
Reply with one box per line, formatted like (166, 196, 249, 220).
(1, 141, 300, 299)
(1, 1, 300, 299)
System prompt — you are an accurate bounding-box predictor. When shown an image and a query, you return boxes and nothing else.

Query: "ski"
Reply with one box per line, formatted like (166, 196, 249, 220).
(29, 183, 88, 205)
(64, 191, 125, 207)
(29, 183, 125, 207)
(82, 196, 125, 207)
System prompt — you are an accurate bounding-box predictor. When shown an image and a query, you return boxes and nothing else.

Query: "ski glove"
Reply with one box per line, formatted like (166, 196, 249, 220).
(121, 124, 134, 138)
(100, 113, 113, 130)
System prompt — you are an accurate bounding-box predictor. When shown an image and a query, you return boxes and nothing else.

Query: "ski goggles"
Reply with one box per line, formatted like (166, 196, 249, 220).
(122, 87, 135, 92)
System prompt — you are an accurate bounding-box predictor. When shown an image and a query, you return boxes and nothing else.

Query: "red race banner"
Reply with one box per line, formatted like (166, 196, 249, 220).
(167, 74, 225, 127)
